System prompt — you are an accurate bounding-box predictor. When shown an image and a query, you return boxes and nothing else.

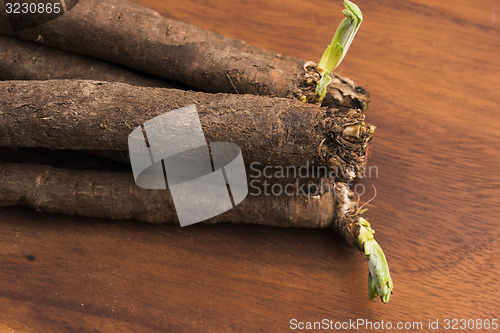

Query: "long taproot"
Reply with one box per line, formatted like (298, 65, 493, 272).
(0, 0, 368, 109)
(0, 80, 372, 179)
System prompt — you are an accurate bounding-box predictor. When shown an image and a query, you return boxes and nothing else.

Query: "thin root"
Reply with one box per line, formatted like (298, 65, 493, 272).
(226, 73, 239, 94)
(317, 138, 326, 159)
(354, 185, 377, 215)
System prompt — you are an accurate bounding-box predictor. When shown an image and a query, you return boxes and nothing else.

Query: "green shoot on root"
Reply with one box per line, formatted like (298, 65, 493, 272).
(314, 0, 363, 103)
(357, 217, 393, 303)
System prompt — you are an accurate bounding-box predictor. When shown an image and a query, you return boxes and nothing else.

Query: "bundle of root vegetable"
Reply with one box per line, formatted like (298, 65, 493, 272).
(0, 0, 392, 302)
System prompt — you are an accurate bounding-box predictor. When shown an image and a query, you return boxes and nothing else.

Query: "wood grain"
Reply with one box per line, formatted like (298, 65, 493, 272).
(1, 0, 499, 331)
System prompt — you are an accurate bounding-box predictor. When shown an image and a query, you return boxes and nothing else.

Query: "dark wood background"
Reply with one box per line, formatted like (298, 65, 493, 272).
(1, 0, 499, 331)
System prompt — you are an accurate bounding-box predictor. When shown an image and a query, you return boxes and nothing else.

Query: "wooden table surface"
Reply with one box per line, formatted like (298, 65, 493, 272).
(1, 0, 499, 331)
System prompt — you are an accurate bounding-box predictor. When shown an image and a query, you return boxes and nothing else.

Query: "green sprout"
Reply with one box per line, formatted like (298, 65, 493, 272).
(314, 0, 363, 103)
(357, 217, 393, 303)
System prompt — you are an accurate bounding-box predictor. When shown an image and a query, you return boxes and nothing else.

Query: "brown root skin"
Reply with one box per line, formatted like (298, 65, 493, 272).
(0, 36, 177, 88)
(0, 160, 363, 243)
(0, 0, 368, 109)
(0, 160, 387, 302)
(0, 162, 336, 228)
(0, 160, 365, 243)
(0, 80, 372, 181)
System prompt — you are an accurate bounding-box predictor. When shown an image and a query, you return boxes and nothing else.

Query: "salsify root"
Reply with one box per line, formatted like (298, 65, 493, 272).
(0, 161, 392, 302)
(0, 80, 374, 181)
(0, 35, 177, 88)
(0, 0, 369, 109)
